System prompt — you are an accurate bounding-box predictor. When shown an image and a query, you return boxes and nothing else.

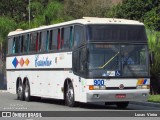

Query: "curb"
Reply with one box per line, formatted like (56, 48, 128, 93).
(130, 101, 160, 108)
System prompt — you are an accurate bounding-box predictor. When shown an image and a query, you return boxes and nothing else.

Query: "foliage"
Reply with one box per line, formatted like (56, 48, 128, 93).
(28, 0, 69, 28)
(109, 0, 160, 31)
(64, 0, 112, 19)
(0, 17, 17, 60)
(0, 0, 28, 22)
(147, 29, 160, 94)
(0, 17, 17, 43)
(148, 95, 160, 103)
(147, 30, 160, 74)
(107, 0, 147, 20)
(144, 8, 160, 31)
(43, 1, 65, 24)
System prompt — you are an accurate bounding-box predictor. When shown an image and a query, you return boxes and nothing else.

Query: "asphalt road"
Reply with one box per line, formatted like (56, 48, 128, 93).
(0, 92, 160, 111)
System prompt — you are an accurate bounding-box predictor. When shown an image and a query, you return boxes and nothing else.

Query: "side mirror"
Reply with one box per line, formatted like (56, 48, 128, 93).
(149, 51, 154, 65)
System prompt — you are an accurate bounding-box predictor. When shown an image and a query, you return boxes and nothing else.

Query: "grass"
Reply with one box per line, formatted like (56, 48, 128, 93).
(148, 95, 160, 103)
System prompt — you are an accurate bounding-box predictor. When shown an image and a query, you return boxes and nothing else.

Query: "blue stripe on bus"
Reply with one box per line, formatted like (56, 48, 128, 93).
(143, 79, 147, 84)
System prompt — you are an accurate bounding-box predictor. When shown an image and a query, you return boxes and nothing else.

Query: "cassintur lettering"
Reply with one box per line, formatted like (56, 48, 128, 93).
(35, 55, 52, 67)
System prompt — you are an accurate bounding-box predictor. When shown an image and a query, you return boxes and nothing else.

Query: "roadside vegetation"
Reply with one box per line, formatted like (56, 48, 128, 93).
(0, 0, 160, 94)
(148, 95, 160, 103)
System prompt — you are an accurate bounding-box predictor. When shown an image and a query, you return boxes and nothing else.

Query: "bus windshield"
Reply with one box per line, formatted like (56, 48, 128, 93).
(87, 25, 147, 42)
(88, 44, 149, 78)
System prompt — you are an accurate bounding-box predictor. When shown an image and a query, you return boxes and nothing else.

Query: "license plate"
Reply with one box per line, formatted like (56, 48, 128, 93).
(116, 94, 126, 98)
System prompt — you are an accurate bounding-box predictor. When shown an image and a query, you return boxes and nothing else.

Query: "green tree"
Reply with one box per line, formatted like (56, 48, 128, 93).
(144, 7, 160, 31)
(148, 30, 160, 74)
(64, 0, 112, 19)
(30, 0, 68, 28)
(108, 0, 160, 31)
(108, 0, 147, 20)
(0, 17, 17, 59)
(0, 0, 28, 22)
(147, 30, 160, 94)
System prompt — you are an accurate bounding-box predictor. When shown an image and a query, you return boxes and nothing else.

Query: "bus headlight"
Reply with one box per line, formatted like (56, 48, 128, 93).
(89, 85, 106, 90)
(137, 85, 150, 89)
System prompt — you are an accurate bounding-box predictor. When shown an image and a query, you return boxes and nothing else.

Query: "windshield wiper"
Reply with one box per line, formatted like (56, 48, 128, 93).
(98, 52, 119, 69)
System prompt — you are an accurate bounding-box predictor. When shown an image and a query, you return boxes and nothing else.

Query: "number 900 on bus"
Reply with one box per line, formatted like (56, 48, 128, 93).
(94, 79, 105, 86)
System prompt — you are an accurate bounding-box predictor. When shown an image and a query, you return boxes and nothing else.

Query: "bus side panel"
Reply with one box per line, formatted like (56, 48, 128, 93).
(25, 71, 70, 99)
(6, 71, 17, 94)
(69, 74, 88, 103)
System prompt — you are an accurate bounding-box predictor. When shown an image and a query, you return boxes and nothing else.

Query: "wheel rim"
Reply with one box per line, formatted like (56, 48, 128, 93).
(18, 85, 22, 97)
(25, 84, 29, 98)
(67, 87, 74, 103)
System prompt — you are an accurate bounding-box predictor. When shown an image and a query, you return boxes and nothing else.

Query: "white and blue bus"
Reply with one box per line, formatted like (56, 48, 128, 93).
(6, 17, 150, 108)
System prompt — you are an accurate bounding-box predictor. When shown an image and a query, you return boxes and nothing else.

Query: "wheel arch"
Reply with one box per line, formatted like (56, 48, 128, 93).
(22, 77, 31, 94)
(23, 77, 29, 85)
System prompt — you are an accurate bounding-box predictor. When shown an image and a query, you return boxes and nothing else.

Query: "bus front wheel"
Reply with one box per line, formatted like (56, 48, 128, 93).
(65, 82, 75, 107)
(116, 102, 129, 109)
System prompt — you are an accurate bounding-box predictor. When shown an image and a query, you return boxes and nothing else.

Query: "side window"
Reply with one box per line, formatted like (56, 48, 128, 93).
(8, 37, 13, 55)
(73, 25, 84, 48)
(73, 50, 79, 74)
(61, 28, 64, 49)
(39, 32, 42, 52)
(20, 35, 24, 53)
(35, 32, 42, 52)
(61, 27, 71, 50)
(49, 30, 53, 50)
(12, 37, 16, 54)
(53, 29, 58, 50)
(46, 31, 49, 51)
(79, 47, 87, 76)
(73, 47, 87, 76)
(29, 33, 37, 52)
(57, 29, 61, 50)
(60, 26, 74, 50)
(27, 34, 30, 52)
(35, 33, 38, 52)
(41, 31, 47, 52)
(23, 34, 28, 53)
(15, 36, 20, 53)
(70, 26, 73, 49)
(49, 29, 58, 51)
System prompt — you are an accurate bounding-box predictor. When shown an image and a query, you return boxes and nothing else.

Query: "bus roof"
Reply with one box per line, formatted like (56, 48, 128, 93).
(8, 17, 144, 37)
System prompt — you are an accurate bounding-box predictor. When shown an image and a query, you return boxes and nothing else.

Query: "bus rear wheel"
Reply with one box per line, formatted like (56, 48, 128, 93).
(65, 82, 75, 107)
(24, 80, 31, 101)
(17, 81, 24, 101)
(116, 102, 129, 109)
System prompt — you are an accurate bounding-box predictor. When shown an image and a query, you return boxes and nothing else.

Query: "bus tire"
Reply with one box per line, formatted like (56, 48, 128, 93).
(116, 102, 129, 109)
(24, 80, 31, 102)
(65, 82, 75, 107)
(17, 81, 24, 101)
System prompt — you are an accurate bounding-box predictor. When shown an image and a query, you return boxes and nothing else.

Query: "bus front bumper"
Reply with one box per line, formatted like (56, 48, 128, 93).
(86, 89, 149, 102)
